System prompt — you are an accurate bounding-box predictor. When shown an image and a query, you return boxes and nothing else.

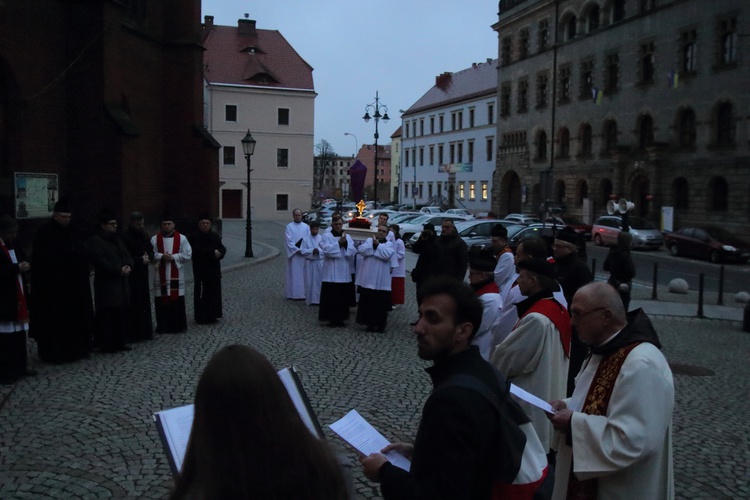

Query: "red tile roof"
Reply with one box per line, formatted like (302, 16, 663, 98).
(203, 24, 314, 90)
(403, 59, 497, 115)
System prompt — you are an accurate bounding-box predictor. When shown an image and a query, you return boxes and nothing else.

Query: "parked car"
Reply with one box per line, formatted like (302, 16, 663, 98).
(543, 216, 593, 241)
(502, 213, 543, 225)
(401, 214, 472, 245)
(507, 224, 555, 254)
(591, 215, 663, 249)
(389, 212, 422, 225)
(663, 226, 750, 263)
(410, 220, 521, 251)
(419, 206, 443, 214)
(474, 211, 495, 219)
(445, 208, 475, 219)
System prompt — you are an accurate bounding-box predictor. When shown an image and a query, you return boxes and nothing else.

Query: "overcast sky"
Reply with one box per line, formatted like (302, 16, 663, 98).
(201, 0, 499, 156)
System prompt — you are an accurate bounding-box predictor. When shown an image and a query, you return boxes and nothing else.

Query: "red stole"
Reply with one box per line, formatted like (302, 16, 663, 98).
(518, 298, 571, 357)
(476, 281, 499, 297)
(566, 342, 642, 500)
(0, 240, 29, 323)
(156, 231, 181, 303)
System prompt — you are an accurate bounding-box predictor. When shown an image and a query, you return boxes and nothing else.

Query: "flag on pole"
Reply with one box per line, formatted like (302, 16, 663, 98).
(591, 87, 603, 104)
(667, 70, 679, 89)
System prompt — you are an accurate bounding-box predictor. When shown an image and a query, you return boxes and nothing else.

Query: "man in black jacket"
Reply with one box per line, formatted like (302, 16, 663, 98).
(434, 219, 468, 282)
(359, 278, 537, 499)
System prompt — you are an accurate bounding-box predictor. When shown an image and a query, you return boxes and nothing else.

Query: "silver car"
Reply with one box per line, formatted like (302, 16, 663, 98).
(591, 215, 663, 249)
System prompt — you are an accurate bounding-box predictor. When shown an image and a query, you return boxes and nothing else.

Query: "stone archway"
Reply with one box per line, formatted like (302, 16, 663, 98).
(630, 173, 650, 217)
(499, 170, 522, 215)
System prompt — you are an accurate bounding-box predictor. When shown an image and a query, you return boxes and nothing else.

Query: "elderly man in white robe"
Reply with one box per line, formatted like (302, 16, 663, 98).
(319, 217, 356, 327)
(300, 221, 323, 305)
(355, 225, 395, 332)
(547, 282, 674, 500)
(284, 208, 310, 300)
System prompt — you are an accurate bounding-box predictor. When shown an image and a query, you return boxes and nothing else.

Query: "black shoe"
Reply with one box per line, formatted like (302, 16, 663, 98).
(119, 345, 133, 352)
(24, 369, 38, 377)
(366, 326, 376, 332)
(329, 321, 345, 328)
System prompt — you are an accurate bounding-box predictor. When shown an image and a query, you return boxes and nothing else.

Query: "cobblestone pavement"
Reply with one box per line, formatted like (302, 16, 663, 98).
(0, 220, 748, 499)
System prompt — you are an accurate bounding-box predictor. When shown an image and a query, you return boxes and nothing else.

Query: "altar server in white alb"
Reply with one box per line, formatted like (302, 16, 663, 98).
(355, 225, 394, 332)
(300, 221, 324, 306)
(284, 208, 310, 300)
(152, 213, 192, 333)
(548, 281, 674, 500)
(318, 217, 356, 327)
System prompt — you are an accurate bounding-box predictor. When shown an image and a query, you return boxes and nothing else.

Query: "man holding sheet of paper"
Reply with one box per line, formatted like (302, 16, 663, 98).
(547, 282, 674, 499)
(359, 277, 550, 499)
(490, 257, 570, 457)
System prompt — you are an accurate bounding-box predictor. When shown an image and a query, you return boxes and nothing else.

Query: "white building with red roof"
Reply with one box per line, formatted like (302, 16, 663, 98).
(202, 15, 316, 220)
(400, 59, 498, 212)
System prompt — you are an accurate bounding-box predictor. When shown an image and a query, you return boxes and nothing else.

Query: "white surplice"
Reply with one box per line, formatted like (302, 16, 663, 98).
(491, 310, 569, 452)
(320, 232, 356, 283)
(300, 233, 323, 305)
(552, 342, 674, 500)
(355, 238, 394, 291)
(284, 221, 310, 299)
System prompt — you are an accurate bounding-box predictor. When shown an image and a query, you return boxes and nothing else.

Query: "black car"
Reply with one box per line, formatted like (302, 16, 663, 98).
(663, 226, 750, 263)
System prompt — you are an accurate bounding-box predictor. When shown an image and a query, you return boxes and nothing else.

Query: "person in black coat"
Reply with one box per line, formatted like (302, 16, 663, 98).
(88, 209, 133, 353)
(188, 215, 226, 324)
(121, 212, 154, 341)
(411, 223, 437, 301)
(603, 231, 636, 310)
(30, 200, 94, 364)
(0, 215, 33, 384)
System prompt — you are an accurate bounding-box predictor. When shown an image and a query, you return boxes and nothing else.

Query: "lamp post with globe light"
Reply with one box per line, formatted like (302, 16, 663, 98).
(362, 92, 389, 207)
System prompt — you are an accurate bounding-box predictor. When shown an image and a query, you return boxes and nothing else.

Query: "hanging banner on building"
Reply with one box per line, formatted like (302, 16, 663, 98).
(438, 162, 473, 173)
(14, 173, 59, 219)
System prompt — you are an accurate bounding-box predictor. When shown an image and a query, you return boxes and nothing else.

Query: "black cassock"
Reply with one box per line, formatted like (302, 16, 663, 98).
(188, 230, 226, 324)
(122, 225, 154, 341)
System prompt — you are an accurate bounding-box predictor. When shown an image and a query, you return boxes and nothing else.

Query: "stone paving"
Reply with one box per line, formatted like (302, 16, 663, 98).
(0, 220, 748, 499)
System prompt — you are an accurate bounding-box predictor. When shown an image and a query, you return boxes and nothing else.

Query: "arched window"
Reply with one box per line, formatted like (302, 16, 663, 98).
(555, 179, 566, 205)
(580, 124, 593, 156)
(559, 127, 570, 157)
(677, 108, 696, 148)
(716, 102, 733, 146)
(709, 177, 728, 211)
(576, 179, 589, 206)
(638, 115, 654, 149)
(600, 178, 613, 207)
(566, 16, 577, 40)
(587, 5, 600, 32)
(603, 119, 617, 152)
(536, 130, 547, 160)
(612, 0, 625, 22)
(672, 177, 689, 209)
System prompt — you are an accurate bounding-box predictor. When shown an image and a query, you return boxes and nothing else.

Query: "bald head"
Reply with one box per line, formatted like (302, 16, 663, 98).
(571, 282, 628, 346)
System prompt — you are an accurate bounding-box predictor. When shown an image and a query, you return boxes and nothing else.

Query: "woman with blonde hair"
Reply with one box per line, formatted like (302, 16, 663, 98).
(171, 345, 347, 499)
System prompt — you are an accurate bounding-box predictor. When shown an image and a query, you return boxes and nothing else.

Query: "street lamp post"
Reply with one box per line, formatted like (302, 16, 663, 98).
(241, 130, 256, 258)
(344, 132, 358, 157)
(362, 91, 389, 207)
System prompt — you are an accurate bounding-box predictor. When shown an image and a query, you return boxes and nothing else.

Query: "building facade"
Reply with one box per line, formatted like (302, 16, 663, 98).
(0, 0, 218, 237)
(400, 59, 498, 212)
(313, 154, 355, 202)
(492, 0, 749, 238)
(390, 126, 402, 204)
(203, 15, 315, 220)
(356, 144, 392, 203)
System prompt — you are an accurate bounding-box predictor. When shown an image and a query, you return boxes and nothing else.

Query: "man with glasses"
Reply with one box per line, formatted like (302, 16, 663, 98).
(491, 258, 570, 460)
(547, 282, 674, 499)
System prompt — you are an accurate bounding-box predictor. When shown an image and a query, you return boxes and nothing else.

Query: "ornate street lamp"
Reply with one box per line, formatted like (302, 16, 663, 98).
(362, 91, 389, 207)
(241, 130, 256, 258)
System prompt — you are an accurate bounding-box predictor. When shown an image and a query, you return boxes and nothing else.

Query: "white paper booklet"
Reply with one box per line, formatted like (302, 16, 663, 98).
(329, 409, 411, 472)
(510, 383, 555, 414)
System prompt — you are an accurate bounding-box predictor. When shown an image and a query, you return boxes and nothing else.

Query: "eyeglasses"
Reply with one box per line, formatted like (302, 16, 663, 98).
(571, 307, 606, 319)
(105, 221, 118, 226)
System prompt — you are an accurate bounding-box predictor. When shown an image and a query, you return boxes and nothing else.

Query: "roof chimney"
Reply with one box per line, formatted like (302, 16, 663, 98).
(238, 15, 257, 36)
(203, 15, 214, 30)
(435, 72, 453, 90)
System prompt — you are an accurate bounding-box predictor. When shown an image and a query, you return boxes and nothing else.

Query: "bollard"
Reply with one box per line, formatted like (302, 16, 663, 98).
(591, 258, 596, 277)
(744, 303, 750, 333)
(651, 262, 658, 300)
(717, 265, 724, 305)
(697, 273, 704, 318)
